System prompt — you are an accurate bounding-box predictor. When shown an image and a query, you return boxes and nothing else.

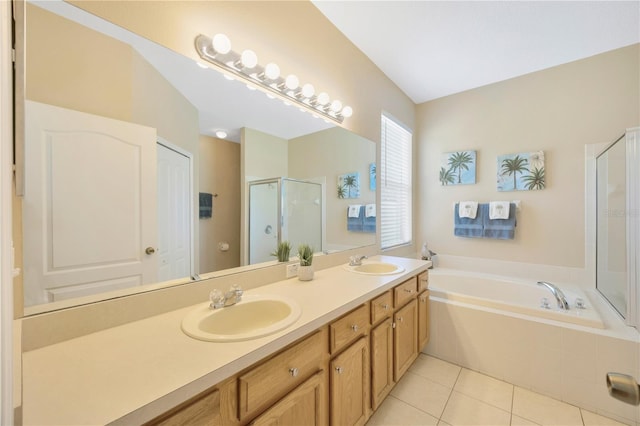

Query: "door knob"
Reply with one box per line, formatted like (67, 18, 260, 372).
(607, 372, 640, 405)
(145, 247, 156, 255)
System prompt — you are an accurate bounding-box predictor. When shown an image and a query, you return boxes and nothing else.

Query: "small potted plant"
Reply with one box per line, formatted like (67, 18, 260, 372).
(297, 244, 314, 281)
(272, 241, 291, 262)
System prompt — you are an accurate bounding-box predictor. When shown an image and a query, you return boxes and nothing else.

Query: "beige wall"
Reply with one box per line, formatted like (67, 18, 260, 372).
(199, 136, 240, 273)
(26, 3, 133, 120)
(289, 127, 376, 250)
(417, 44, 640, 268)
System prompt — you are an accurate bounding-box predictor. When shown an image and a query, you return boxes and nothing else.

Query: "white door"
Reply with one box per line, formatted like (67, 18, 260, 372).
(23, 101, 157, 306)
(157, 143, 192, 282)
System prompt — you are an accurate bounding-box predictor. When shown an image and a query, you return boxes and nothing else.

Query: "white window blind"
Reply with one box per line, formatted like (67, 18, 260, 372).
(380, 114, 412, 249)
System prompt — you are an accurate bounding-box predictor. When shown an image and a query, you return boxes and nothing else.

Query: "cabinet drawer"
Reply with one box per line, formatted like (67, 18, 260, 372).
(370, 291, 392, 324)
(238, 329, 325, 421)
(418, 272, 429, 292)
(394, 277, 418, 308)
(330, 304, 369, 354)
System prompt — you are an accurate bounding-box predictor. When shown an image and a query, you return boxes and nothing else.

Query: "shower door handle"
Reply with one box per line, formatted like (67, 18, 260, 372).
(607, 372, 640, 405)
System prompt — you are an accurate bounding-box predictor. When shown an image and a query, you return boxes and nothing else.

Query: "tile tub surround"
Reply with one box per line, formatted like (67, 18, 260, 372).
(21, 256, 429, 425)
(367, 355, 632, 426)
(426, 293, 640, 425)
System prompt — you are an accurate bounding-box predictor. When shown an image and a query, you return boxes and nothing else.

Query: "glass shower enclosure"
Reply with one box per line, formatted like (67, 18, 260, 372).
(596, 127, 640, 327)
(248, 177, 323, 264)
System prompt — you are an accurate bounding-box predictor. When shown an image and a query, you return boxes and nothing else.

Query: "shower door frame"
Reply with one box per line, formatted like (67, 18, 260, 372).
(247, 177, 324, 265)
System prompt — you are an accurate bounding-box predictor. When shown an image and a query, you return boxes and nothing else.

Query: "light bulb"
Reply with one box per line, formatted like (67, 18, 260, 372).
(341, 106, 353, 118)
(316, 92, 330, 105)
(215, 130, 228, 139)
(212, 33, 231, 55)
(285, 74, 299, 91)
(264, 63, 280, 80)
(330, 99, 343, 112)
(196, 61, 208, 69)
(301, 83, 315, 99)
(246, 84, 257, 91)
(240, 49, 258, 69)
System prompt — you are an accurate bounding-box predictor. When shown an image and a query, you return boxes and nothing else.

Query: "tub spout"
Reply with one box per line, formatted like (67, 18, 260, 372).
(537, 281, 570, 310)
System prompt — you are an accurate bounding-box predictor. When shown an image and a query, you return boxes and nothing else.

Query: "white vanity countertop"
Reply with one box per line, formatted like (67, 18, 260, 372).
(21, 255, 429, 426)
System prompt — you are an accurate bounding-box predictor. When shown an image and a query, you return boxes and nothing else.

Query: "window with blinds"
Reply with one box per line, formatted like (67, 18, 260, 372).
(380, 114, 412, 249)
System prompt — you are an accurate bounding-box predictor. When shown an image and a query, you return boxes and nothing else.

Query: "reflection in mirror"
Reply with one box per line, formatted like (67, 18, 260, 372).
(19, 1, 376, 313)
(596, 134, 627, 319)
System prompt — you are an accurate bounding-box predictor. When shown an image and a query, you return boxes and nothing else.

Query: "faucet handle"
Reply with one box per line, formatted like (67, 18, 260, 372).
(209, 289, 225, 309)
(231, 284, 243, 300)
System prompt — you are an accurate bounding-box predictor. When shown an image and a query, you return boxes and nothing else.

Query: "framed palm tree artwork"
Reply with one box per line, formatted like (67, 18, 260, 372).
(440, 150, 476, 185)
(337, 172, 360, 198)
(497, 151, 545, 191)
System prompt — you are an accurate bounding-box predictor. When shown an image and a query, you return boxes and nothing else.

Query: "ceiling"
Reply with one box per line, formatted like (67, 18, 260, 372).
(312, 1, 640, 104)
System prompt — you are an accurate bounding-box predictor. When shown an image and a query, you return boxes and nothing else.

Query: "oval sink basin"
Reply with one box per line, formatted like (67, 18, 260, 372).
(345, 261, 405, 275)
(181, 295, 302, 342)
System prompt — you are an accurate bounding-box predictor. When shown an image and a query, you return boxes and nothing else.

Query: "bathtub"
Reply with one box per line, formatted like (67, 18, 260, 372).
(424, 267, 640, 424)
(428, 269, 605, 329)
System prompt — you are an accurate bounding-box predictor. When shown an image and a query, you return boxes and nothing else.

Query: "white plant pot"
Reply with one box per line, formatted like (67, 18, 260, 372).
(298, 265, 314, 281)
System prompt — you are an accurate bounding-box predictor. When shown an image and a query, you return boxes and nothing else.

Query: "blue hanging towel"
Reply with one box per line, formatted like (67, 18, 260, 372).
(454, 203, 485, 238)
(483, 203, 517, 239)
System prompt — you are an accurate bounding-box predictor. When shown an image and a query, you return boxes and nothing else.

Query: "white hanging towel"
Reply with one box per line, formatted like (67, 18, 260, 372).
(489, 201, 510, 219)
(348, 205, 362, 218)
(365, 204, 376, 218)
(458, 201, 478, 219)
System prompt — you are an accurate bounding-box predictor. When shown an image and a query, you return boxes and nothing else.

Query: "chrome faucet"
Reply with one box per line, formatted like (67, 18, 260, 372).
(349, 255, 367, 266)
(209, 284, 243, 309)
(537, 281, 570, 310)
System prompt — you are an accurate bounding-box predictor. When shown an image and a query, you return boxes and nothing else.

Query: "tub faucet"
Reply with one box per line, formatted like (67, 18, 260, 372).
(537, 281, 570, 310)
(349, 255, 367, 266)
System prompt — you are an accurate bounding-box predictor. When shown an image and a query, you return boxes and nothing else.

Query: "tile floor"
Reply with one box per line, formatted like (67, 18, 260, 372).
(366, 354, 630, 426)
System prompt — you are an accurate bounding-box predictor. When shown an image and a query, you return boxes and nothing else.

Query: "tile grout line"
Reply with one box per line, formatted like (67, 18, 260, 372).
(437, 366, 463, 423)
(509, 383, 515, 426)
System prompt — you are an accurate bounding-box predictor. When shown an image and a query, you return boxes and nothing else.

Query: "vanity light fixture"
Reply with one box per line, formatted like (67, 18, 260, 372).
(195, 33, 352, 124)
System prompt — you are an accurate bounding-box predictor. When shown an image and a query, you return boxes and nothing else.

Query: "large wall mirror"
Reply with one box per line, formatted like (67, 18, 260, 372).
(18, 0, 376, 314)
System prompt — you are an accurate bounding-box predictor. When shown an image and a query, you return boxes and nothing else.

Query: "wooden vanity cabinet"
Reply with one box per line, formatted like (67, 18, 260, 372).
(328, 304, 371, 426)
(146, 271, 429, 426)
(393, 298, 418, 380)
(251, 370, 327, 426)
(370, 318, 394, 410)
(146, 388, 222, 426)
(418, 272, 429, 293)
(417, 290, 430, 350)
(329, 337, 369, 426)
(238, 328, 327, 423)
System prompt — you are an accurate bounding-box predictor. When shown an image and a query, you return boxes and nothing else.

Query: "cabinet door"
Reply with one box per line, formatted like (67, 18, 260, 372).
(393, 298, 418, 381)
(330, 337, 369, 426)
(251, 370, 327, 426)
(418, 290, 430, 350)
(370, 319, 394, 411)
(148, 389, 221, 426)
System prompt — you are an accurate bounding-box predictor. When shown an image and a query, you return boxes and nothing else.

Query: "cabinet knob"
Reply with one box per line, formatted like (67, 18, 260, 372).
(335, 366, 343, 374)
(351, 324, 359, 332)
(404, 288, 413, 293)
(398, 316, 404, 322)
(381, 303, 389, 310)
(420, 297, 427, 302)
(289, 367, 299, 377)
